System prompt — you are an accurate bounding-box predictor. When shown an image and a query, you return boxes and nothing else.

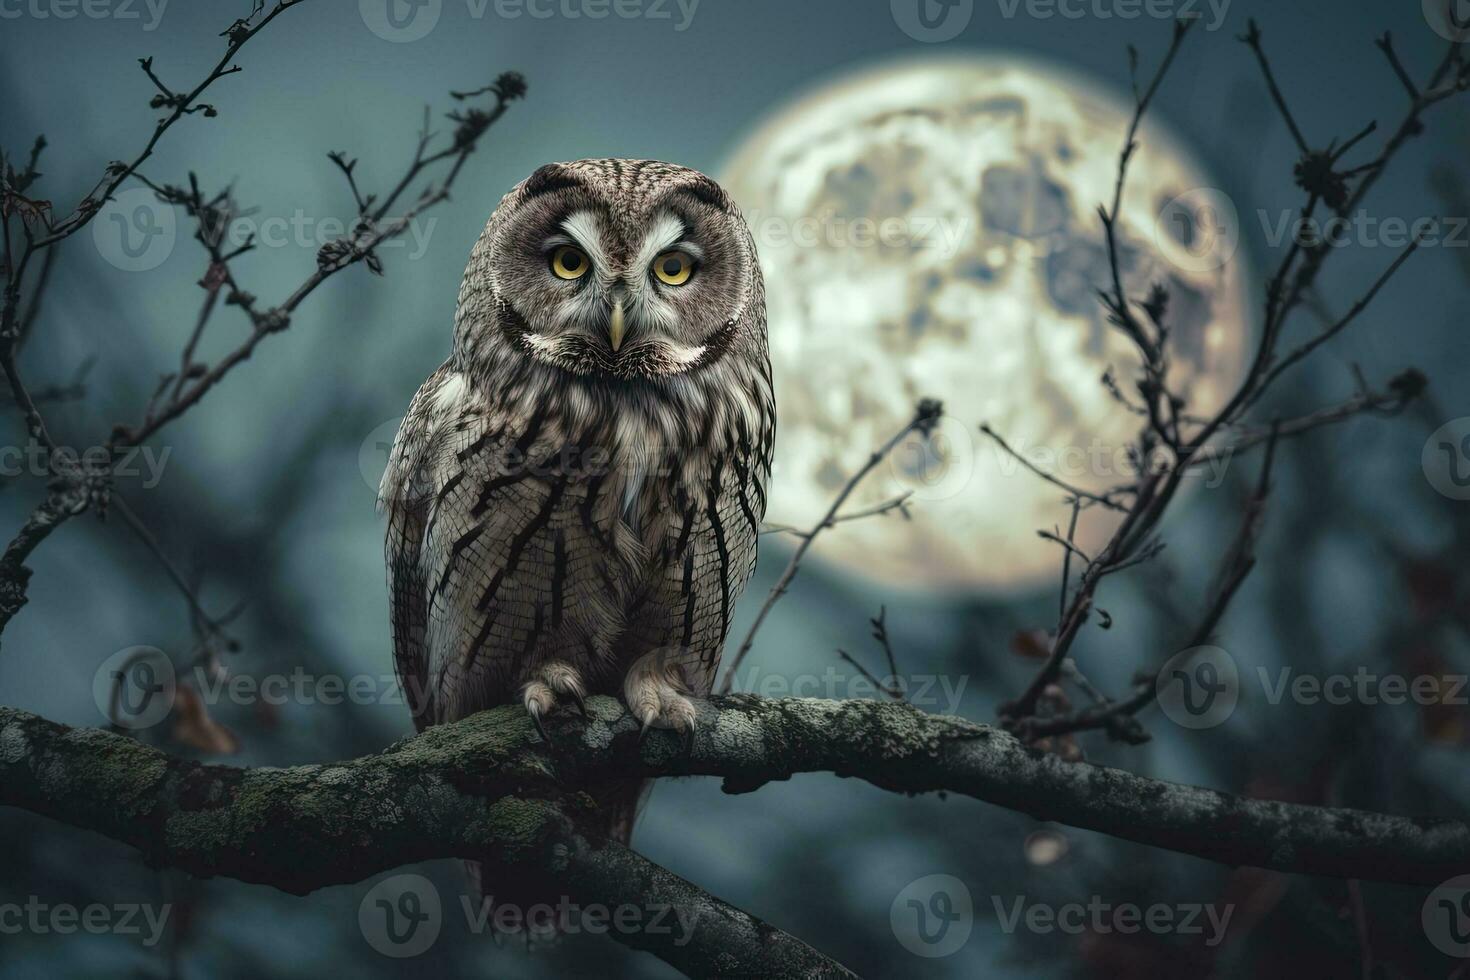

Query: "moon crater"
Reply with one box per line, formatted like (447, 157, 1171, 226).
(723, 55, 1252, 592)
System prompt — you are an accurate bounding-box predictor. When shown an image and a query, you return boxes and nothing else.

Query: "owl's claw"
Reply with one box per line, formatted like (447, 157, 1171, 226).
(625, 650, 698, 749)
(634, 714, 695, 753)
(529, 707, 552, 744)
(519, 663, 588, 737)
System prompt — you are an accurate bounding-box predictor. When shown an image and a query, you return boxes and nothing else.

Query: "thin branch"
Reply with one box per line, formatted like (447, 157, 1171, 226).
(719, 399, 942, 693)
(1375, 32, 1419, 100)
(979, 423, 1131, 513)
(1253, 240, 1423, 397)
(112, 496, 237, 647)
(835, 607, 906, 701)
(760, 491, 912, 538)
(1240, 18, 1310, 154)
(1022, 427, 1281, 743)
(1190, 371, 1424, 469)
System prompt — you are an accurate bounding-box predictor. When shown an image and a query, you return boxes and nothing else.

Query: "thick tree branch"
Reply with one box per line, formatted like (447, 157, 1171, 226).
(3, 696, 1467, 902)
(0, 699, 853, 977)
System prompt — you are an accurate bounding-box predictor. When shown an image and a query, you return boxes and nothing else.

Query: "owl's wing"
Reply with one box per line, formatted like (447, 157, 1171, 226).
(380, 362, 463, 732)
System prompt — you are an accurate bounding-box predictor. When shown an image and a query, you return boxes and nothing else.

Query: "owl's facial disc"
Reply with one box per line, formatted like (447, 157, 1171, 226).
(512, 206, 726, 380)
(485, 162, 752, 384)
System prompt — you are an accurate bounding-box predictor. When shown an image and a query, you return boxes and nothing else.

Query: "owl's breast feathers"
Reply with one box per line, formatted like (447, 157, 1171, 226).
(381, 360, 774, 727)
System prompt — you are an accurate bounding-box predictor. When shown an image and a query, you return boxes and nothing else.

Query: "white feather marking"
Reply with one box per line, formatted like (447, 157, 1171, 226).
(662, 342, 707, 368)
(561, 210, 610, 273)
(621, 465, 645, 527)
(634, 211, 688, 273)
(522, 332, 560, 354)
(431, 372, 467, 413)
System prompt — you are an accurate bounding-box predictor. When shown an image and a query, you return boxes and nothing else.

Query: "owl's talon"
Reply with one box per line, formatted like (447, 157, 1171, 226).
(625, 651, 699, 748)
(530, 709, 551, 744)
(519, 663, 587, 735)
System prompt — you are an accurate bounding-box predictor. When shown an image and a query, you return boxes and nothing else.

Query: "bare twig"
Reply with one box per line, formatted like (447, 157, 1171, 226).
(719, 399, 942, 693)
(835, 607, 906, 701)
(979, 423, 1131, 513)
(0, 7, 524, 640)
(996, 20, 1459, 742)
(760, 491, 912, 538)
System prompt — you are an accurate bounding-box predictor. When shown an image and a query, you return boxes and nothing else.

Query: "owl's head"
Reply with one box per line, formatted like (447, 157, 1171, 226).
(456, 159, 764, 386)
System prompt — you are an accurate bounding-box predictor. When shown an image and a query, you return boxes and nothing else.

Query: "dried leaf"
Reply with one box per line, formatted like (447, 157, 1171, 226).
(171, 685, 240, 755)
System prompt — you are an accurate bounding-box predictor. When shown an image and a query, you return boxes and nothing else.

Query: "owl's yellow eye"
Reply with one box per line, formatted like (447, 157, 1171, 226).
(550, 245, 590, 280)
(653, 250, 694, 286)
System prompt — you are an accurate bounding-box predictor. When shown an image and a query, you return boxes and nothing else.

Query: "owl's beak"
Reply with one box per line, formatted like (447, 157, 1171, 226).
(608, 299, 627, 353)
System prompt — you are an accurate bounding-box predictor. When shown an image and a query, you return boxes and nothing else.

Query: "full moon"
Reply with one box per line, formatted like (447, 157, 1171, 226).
(722, 55, 1253, 593)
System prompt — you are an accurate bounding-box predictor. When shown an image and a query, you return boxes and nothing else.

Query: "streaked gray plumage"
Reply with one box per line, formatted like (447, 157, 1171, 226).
(379, 159, 773, 881)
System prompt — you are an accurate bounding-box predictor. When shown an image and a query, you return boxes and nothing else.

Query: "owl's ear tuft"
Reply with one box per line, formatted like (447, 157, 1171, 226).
(522, 163, 582, 199)
(683, 174, 735, 213)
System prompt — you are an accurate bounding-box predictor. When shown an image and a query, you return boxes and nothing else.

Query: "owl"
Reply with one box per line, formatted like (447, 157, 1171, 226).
(379, 159, 774, 873)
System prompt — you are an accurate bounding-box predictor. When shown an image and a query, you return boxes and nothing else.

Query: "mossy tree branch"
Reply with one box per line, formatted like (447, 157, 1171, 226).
(4, 695, 1469, 899)
(0, 698, 859, 977)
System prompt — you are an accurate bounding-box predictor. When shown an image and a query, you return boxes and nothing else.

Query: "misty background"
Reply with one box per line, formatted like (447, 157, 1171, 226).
(1, 0, 1467, 976)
